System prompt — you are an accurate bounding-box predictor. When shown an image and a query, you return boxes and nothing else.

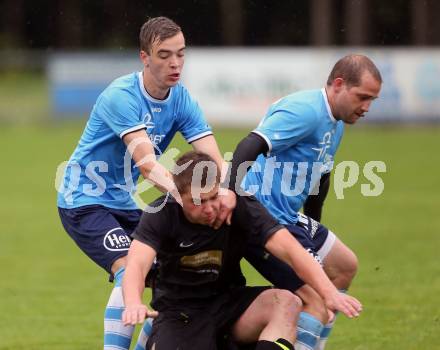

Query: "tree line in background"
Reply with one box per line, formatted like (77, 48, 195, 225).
(1, 0, 440, 50)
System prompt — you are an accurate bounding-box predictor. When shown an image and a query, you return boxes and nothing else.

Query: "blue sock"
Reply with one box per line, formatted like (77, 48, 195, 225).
(134, 318, 153, 350)
(104, 267, 134, 350)
(295, 312, 324, 350)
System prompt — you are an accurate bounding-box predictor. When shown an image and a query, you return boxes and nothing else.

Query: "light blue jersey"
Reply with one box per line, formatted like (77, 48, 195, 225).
(57, 72, 212, 209)
(243, 89, 344, 225)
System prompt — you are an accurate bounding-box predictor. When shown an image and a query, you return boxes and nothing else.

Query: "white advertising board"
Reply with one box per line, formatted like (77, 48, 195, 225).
(49, 48, 440, 125)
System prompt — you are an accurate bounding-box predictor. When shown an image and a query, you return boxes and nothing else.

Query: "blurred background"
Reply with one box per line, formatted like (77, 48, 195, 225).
(1, 1, 439, 349)
(1, 0, 440, 123)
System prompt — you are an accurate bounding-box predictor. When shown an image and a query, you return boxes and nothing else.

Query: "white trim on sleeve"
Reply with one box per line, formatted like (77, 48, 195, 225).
(251, 130, 272, 152)
(119, 124, 146, 138)
(186, 131, 213, 143)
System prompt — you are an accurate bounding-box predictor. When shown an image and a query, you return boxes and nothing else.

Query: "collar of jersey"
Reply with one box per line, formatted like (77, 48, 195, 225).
(321, 88, 337, 123)
(138, 72, 173, 103)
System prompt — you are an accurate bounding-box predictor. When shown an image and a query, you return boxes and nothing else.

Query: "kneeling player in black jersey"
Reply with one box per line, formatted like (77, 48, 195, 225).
(122, 151, 361, 350)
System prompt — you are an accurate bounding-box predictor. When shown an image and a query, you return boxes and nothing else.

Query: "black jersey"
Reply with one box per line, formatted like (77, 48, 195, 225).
(132, 195, 283, 311)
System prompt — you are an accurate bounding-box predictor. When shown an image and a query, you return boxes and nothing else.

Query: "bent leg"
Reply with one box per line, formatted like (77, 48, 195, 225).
(294, 285, 328, 324)
(316, 236, 358, 350)
(58, 206, 139, 350)
(245, 225, 328, 350)
(231, 289, 301, 344)
(293, 285, 328, 350)
(104, 265, 135, 350)
(320, 237, 358, 290)
(146, 310, 216, 350)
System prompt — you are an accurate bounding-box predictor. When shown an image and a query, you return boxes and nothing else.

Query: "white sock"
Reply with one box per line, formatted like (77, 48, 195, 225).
(316, 289, 346, 350)
(133, 318, 153, 350)
(316, 316, 336, 350)
(104, 267, 134, 350)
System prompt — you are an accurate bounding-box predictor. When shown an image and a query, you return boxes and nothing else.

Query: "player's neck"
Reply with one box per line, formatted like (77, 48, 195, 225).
(324, 86, 339, 120)
(142, 71, 170, 100)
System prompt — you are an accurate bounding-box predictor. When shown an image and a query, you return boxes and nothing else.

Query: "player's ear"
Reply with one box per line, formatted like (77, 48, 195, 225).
(333, 77, 345, 92)
(140, 50, 150, 67)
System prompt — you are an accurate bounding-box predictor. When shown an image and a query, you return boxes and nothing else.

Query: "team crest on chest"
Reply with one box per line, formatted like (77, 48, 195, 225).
(143, 112, 165, 145)
(144, 113, 155, 131)
(312, 132, 332, 161)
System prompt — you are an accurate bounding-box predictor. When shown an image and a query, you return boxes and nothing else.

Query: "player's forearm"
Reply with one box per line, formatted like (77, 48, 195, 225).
(139, 160, 175, 194)
(288, 247, 336, 299)
(123, 130, 175, 194)
(265, 229, 337, 299)
(122, 265, 148, 306)
(191, 135, 225, 178)
(123, 241, 157, 306)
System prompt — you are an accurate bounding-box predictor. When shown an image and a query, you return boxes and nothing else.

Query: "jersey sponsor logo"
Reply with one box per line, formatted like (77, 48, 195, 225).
(180, 250, 222, 268)
(103, 227, 131, 251)
(179, 241, 194, 248)
(151, 107, 161, 113)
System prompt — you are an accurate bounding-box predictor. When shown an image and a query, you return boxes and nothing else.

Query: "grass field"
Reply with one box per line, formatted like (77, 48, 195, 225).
(1, 123, 439, 349)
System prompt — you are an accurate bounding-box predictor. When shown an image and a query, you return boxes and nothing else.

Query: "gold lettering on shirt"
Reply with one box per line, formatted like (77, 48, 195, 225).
(180, 250, 222, 267)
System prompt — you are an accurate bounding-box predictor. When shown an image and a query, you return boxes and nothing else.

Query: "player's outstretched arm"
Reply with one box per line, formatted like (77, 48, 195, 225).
(264, 229, 362, 318)
(122, 240, 159, 326)
(123, 130, 176, 195)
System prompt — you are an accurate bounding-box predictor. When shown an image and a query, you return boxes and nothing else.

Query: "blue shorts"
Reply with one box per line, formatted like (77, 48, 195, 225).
(58, 205, 142, 274)
(245, 213, 336, 292)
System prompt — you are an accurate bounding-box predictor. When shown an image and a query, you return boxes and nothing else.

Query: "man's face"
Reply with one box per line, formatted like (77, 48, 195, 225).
(141, 31, 185, 90)
(181, 186, 220, 226)
(334, 72, 381, 124)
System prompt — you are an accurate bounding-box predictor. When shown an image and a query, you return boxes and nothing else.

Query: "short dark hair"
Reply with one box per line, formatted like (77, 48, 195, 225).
(173, 151, 220, 195)
(327, 54, 382, 87)
(139, 16, 181, 54)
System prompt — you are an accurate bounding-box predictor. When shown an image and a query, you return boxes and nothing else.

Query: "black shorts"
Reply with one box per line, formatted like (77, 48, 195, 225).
(146, 286, 269, 350)
(245, 213, 335, 293)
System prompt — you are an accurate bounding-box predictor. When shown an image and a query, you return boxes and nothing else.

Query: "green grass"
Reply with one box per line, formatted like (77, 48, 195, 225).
(1, 123, 440, 349)
(0, 72, 49, 123)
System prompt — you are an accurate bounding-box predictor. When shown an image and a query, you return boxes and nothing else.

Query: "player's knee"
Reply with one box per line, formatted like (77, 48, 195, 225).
(307, 303, 328, 324)
(299, 292, 328, 324)
(294, 284, 329, 323)
(331, 252, 358, 290)
(327, 246, 358, 282)
(111, 256, 127, 275)
(271, 289, 303, 316)
(342, 250, 358, 280)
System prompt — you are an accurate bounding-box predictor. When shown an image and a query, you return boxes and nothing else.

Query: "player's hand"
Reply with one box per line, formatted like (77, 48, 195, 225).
(324, 291, 362, 318)
(212, 189, 236, 229)
(122, 304, 159, 326)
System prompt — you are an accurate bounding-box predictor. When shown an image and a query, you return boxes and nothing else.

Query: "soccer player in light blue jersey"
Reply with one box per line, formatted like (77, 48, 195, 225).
(228, 55, 382, 350)
(57, 17, 235, 350)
